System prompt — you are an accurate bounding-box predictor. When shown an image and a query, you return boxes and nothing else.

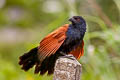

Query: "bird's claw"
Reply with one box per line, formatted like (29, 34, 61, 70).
(59, 52, 76, 60)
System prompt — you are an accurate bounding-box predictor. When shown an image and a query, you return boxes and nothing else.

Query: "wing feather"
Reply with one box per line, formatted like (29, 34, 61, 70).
(38, 24, 69, 61)
(69, 40, 84, 59)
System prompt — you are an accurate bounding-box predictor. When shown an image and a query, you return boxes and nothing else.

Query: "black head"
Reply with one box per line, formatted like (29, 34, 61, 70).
(69, 16, 86, 26)
(69, 16, 86, 34)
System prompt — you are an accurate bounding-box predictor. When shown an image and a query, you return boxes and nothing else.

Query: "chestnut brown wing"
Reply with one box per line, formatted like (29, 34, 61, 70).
(69, 40, 84, 59)
(38, 24, 69, 61)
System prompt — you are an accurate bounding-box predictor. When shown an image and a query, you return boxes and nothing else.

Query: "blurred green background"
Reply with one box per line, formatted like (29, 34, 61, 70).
(0, 0, 120, 80)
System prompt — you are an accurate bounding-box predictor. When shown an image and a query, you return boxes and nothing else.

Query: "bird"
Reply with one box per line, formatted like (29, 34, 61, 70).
(19, 16, 86, 75)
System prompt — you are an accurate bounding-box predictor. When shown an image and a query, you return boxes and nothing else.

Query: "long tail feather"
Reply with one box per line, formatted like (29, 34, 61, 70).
(19, 47, 38, 71)
(19, 47, 62, 75)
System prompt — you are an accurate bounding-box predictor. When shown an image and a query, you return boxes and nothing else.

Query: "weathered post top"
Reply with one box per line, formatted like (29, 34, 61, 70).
(53, 54, 82, 80)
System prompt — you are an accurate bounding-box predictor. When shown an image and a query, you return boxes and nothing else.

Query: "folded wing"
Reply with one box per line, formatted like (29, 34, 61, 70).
(38, 24, 69, 61)
(69, 40, 84, 59)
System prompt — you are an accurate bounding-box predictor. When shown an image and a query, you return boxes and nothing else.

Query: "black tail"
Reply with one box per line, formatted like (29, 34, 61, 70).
(19, 47, 62, 75)
(19, 47, 38, 71)
(35, 52, 62, 75)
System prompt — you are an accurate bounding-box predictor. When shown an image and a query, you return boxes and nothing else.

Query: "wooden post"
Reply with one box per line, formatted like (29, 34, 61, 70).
(53, 54, 82, 80)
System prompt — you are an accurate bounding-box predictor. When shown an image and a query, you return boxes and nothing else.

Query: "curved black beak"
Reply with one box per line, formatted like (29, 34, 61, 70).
(69, 17, 76, 24)
(69, 17, 74, 21)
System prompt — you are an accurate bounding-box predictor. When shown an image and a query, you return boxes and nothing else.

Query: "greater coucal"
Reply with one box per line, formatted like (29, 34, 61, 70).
(19, 16, 86, 75)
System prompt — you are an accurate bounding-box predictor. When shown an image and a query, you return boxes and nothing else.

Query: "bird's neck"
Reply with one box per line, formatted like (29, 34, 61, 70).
(73, 24, 86, 36)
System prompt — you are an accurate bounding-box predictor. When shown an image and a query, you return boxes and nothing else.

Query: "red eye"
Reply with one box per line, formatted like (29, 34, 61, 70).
(77, 18, 80, 22)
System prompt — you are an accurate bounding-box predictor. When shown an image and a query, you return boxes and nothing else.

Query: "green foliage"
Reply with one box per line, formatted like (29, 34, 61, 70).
(0, 0, 120, 80)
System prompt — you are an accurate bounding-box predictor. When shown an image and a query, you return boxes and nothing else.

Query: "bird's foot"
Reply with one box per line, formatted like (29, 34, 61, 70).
(59, 52, 76, 60)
